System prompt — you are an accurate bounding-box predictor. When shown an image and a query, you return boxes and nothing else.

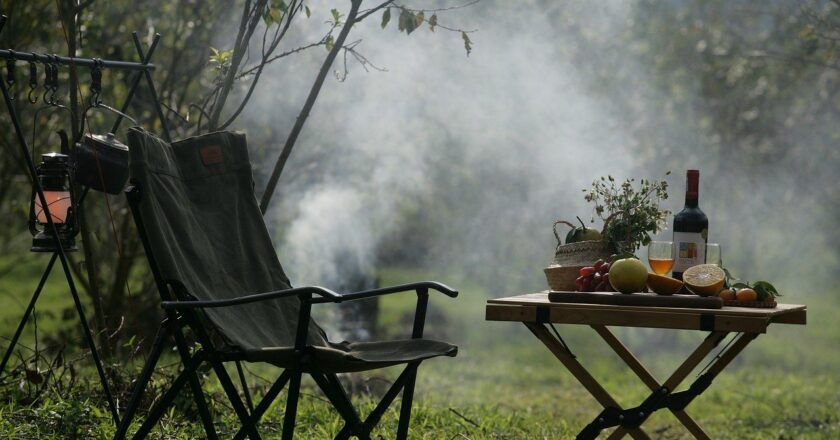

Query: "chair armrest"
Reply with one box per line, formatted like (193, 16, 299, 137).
(160, 285, 341, 310)
(310, 281, 458, 304)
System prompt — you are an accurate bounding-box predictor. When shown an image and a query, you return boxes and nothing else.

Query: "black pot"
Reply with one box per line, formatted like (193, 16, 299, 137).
(73, 132, 130, 194)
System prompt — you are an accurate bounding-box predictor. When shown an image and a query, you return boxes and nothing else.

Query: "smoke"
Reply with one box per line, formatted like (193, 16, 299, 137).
(236, 1, 838, 300)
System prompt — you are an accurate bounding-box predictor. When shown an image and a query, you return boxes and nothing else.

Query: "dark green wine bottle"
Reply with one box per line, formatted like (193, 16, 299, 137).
(672, 170, 708, 280)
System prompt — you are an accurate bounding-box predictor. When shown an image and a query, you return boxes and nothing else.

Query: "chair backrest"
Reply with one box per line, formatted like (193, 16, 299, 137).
(127, 127, 326, 350)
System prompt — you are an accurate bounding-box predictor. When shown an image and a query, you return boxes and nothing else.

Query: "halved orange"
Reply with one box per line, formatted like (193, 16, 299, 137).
(683, 264, 726, 297)
(647, 273, 684, 295)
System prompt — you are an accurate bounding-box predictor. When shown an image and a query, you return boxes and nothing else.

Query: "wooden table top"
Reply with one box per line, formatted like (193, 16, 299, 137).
(486, 292, 806, 333)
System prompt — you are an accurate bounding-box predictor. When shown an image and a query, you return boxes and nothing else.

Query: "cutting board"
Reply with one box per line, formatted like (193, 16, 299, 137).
(548, 291, 723, 309)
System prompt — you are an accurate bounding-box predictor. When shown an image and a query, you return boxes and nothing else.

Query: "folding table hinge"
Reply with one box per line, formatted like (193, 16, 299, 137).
(577, 406, 622, 440)
(576, 386, 671, 439)
(667, 372, 714, 411)
(699, 313, 716, 331)
(619, 386, 670, 428)
(535, 306, 550, 323)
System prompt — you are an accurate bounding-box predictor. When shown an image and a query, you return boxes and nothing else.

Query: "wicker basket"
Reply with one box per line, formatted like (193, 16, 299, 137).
(552, 240, 614, 267)
(544, 265, 582, 291)
(544, 241, 615, 291)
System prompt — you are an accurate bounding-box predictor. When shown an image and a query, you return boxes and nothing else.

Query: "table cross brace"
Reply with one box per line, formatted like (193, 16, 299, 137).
(525, 322, 759, 440)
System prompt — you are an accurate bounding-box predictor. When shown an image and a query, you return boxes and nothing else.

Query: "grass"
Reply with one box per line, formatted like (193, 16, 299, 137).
(0, 262, 838, 439)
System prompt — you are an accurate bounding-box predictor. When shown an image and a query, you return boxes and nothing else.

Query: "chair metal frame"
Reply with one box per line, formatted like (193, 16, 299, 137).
(115, 183, 458, 439)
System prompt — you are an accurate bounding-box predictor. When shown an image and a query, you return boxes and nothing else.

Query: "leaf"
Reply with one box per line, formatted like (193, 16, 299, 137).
(331, 8, 341, 23)
(731, 282, 750, 289)
(305, 6, 311, 18)
(462, 31, 472, 56)
(381, 8, 391, 29)
(325, 35, 334, 52)
(429, 13, 437, 32)
(415, 11, 425, 28)
(753, 280, 781, 297)
(399, 8, 419, 34)
(269, 8, 283, 24)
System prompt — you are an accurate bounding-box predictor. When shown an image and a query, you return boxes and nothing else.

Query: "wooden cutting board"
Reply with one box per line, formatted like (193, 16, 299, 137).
(548, 291, 723, 309)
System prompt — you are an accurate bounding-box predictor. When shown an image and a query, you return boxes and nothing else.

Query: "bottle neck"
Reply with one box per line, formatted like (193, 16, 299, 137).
(684, 194, 698, 208)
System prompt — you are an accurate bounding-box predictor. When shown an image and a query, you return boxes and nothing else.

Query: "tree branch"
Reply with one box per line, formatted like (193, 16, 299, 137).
(259, 0, 363, 213)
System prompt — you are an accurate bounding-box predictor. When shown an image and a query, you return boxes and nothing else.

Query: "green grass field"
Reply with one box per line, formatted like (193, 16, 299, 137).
(1, 263, 838, 439)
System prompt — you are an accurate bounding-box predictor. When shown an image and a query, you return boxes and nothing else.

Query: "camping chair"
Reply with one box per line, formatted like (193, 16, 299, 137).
(115, 128, 458, 440)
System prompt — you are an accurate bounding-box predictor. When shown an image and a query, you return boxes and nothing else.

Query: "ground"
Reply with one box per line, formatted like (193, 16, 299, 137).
(0, 263, 838, 439)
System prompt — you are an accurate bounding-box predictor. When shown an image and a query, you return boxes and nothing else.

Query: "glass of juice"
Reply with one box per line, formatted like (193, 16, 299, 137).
(648, 241, 675, 275)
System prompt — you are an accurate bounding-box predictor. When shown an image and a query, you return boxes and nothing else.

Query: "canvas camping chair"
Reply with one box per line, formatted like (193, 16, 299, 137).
(115, 127, 458, 440)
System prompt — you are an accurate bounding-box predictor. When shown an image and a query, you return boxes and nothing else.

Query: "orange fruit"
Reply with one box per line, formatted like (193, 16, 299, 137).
(718, 288, 736, 301)
(647, 273, 684, 295)
(682, 264, 726, 297)
(736, 288, 758, 302)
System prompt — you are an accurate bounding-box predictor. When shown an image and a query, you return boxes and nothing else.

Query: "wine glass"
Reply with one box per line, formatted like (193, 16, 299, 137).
(647, 241, 675, 275)
(706, 243, 722, 266)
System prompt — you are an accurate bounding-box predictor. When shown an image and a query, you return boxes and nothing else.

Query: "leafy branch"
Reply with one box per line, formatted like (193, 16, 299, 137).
(583, 173, 671, 254)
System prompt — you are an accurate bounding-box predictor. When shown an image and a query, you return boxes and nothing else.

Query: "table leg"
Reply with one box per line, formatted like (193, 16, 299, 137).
(524, 323, 651, 440)
(592, 325, 724, 440)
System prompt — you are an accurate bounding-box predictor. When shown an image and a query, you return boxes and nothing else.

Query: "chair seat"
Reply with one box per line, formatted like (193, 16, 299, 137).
(244, 338, 458, 373)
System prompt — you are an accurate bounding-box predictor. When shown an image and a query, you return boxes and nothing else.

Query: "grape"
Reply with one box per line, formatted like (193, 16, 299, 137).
(582, 277, 592, 292)
(575, 276, 584, 287)
(593, 273, 602, 284)
(594, 281, 606, 291)
(601, 263, 611, 273)
(593, 259, 605, 271)
(580, 267, 595, 277)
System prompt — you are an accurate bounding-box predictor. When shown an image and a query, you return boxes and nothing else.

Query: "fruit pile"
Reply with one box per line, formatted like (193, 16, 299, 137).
(575, 259, 614, 292)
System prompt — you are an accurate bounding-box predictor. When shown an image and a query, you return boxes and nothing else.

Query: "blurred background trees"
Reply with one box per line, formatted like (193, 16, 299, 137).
(0, 0, 837, 360)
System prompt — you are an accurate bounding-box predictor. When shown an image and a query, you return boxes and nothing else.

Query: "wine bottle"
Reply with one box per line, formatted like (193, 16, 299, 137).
(672, 169, 708, 280)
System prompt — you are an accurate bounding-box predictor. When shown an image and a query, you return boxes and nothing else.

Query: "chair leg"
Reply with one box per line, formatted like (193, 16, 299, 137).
(236, 360, 255, 412)
(211, 361, 263, 440)
(351, 366, 412, 438)
(113, 323, 170, 440)
(310, 372, 367, 440)
(232, 369, 292, 440)
(131, 355, 202, 440)
(396, 363, 420, 440)
(281, 369, 303, 440)
(172, 330, 218, 440)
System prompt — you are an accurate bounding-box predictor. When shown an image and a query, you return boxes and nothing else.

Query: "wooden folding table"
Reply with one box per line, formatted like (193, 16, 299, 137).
(485, 292, 807, 439)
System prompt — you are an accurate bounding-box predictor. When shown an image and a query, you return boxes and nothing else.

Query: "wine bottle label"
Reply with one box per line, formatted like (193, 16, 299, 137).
(672, 231, 706, 272)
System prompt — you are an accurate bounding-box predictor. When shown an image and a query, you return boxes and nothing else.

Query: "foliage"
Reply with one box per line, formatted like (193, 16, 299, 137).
(583, 173, 671, 254)
(723, 267, 783, 300)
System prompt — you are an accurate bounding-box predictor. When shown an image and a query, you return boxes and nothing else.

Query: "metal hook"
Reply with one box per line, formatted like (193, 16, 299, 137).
(5, 49, 16, 91)
(48, 57, 60, 106)
(42, 63, 53, 104)
(89, 58, 102, 107)
(27, 60, 38, 104)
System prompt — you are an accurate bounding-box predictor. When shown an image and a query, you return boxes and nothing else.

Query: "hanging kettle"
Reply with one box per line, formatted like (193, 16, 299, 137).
(72, 132, 130, 195)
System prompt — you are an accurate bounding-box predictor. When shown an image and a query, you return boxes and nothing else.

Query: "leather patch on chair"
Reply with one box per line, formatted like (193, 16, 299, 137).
(199, 145, 224, 166)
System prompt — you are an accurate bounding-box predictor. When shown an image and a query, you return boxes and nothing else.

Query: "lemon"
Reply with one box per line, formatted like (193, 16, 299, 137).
(608, 258, 649, 294)
(682, 264, 726, 297)
(647, 273, 684, 295)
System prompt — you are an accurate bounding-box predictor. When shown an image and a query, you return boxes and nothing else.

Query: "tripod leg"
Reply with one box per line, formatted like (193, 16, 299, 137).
(66, 263, 120, 424)
(0, 253, 57, 377)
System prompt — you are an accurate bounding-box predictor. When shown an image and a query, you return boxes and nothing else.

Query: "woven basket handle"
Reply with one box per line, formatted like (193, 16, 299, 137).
(553, 220, 576, 253)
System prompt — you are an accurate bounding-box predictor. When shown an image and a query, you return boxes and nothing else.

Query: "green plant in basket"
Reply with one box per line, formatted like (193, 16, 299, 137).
(583, 173, 671, 254)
